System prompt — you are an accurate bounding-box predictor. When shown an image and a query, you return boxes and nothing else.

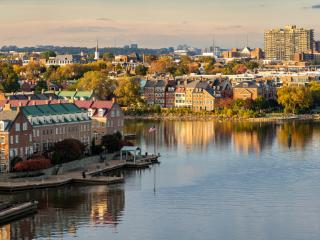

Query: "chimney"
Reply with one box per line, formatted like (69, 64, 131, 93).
(112, 97, 116, 103)
(41, 89, 45, 94)
(49, 96, 52, 101)
(28, 96, 31, 101)
(92, 97, 96, 101)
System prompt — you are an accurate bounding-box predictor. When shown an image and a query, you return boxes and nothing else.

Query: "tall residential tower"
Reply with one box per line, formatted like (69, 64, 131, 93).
(264, 25, 314, 61)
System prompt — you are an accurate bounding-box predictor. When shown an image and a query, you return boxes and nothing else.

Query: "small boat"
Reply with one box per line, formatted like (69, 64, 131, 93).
(0, 201, 38, 225)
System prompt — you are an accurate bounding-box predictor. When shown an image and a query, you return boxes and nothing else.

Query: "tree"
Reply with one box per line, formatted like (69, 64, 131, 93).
(77, 71, 116, 99)
(114, 76, 142, 106)
(277, 85, 313, 113)
(51, 139, 86, 164)
(245, 61, 260, 71)
(40, 50, 56, 60)
(0, 62, 20, 92)
(135, 65, 148, 76)
(148, 56, 175, 74)
(34, 80, 48, 93)
(103, 52, 114, 61)
(101, 132, 123, 153)
(309, 81, 320, 106)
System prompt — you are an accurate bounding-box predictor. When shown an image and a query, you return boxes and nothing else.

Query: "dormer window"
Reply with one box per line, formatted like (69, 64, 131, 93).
(0, 121, 4, 131)
(88, 109, 94, 117)
(98, 109, 105, 117)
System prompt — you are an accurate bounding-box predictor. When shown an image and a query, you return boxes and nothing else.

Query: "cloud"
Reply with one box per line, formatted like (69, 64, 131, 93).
(96, 18, 113, 22)
(311, 4, 320, 9)
(215, 25, 243, 30)
(53, 26, 127, 33)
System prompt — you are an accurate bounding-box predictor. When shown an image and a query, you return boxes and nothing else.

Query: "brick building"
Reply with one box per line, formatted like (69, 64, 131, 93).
(0, 108, 33, 172)
(21, 104, 92, 154)
(74, 100, 124, 144)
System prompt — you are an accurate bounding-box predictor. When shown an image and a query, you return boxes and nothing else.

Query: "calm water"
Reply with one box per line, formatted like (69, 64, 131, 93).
(1, 120, 320, 240)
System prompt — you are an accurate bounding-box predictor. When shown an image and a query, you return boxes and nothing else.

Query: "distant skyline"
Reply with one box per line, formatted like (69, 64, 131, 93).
(1, 0, 320, 49)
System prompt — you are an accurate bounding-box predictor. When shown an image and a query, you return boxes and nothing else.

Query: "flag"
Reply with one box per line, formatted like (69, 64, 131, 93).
(149, 126, 156, 133)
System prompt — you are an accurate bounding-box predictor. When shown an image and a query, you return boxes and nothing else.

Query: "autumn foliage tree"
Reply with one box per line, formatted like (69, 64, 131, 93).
(277, 85, 313, 113)
(114, 76, 142, 106)
(76, 71, 116, 99)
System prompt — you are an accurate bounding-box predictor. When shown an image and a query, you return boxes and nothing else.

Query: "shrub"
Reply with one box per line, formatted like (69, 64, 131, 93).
(51, 138, 86, 164)
(14, 156, 51, 172)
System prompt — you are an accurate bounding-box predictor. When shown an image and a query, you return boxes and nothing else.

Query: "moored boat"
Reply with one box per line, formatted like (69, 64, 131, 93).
(0, 201, 38, 225)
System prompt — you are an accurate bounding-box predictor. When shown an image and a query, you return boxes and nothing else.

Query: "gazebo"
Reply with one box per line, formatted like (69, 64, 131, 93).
(120, 146, 142, 163)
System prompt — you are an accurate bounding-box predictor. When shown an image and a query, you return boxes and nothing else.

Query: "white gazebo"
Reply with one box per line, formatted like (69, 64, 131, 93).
(120, 146, 142, 163)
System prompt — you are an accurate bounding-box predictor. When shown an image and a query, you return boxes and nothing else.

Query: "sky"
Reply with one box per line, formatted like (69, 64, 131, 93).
(0, 0, 320, 49)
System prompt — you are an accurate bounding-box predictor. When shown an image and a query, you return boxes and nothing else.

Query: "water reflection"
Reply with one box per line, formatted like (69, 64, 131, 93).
(0, 120, 320, 239)
(125, 120, 320, 154)
(0, 186, 125, 240)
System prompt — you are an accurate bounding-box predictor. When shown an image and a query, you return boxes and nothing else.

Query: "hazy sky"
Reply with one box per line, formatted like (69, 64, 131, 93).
(0, 0, 320, 48)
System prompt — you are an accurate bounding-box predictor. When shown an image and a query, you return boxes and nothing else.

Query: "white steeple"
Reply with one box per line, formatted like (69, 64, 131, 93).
(94, 40, 100, 60)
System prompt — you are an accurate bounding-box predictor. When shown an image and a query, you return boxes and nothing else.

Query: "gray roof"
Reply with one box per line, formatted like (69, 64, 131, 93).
(0, 110, 19, 131)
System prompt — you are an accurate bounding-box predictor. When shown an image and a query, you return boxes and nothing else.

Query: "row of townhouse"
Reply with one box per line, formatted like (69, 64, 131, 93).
(143, 79, 233, 111)
(0, 99, 124, 172)
(144, 78, 279, 110)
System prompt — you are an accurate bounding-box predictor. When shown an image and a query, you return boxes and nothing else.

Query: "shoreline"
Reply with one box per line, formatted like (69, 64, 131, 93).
(125, 114, 320, 122)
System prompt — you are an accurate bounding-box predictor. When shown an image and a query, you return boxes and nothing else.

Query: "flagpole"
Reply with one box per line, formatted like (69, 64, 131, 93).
(154, 129, 156, 156)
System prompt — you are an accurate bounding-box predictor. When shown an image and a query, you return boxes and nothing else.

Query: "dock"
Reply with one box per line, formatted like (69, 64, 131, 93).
(0, 155, 159, 193)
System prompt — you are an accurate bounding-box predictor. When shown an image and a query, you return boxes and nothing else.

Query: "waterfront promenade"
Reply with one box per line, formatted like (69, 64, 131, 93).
(0, 156, 159, 192)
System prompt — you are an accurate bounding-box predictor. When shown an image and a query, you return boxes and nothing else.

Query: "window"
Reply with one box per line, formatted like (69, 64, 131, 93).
(0, 150, 5, 160)
(15, 135, 19, 144)
(10, 136, 13, 145)
(0, 122, 4, 131)
(0, 137, 4, 144)
(23, 122, 28, 131)
(37, 130, 40, 137)
(15, 123, 20, 132)
(29, 134, 32, 142)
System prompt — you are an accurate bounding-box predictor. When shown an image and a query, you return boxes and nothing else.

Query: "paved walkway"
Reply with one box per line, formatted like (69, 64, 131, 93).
(0, 156, 159, 192)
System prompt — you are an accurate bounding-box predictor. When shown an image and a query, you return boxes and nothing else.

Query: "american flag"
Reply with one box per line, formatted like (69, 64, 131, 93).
(148, 126, 156, 133)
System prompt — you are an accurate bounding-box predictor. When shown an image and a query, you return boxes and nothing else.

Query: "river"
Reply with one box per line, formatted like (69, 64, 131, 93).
(1, 120, 320, 240)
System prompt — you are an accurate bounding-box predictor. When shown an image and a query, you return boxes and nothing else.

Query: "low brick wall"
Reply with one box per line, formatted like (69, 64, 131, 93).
(2, 153, 117, 179)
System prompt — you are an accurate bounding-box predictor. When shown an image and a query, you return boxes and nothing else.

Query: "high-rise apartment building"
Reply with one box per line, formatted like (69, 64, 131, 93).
(264, 25, 314, 60)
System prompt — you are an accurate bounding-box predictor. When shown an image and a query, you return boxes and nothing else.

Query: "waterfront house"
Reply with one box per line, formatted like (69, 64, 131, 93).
(192, 82, 216, 111)
(143, 80, 156, 105)
(74, 99, 124, 144)
(174, 85, 187, 108)
(20, 103, 91, 154)
(0, 107, 33, 172)
(164, 80, 176, 108)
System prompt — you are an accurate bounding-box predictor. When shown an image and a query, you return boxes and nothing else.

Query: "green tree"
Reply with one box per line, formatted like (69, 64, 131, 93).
(40, 50, 56, 60)
(277, 85, 313, 113)
(77, 71, 116, 99)
(103, 52, 114, 61)
(114, 76, 142, 106)
(135, 65, 148, 76)
(34, 80, 48, 93)
(101, 132, 123, 153)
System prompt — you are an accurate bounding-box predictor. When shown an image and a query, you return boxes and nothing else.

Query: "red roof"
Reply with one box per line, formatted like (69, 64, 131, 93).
(74, 100, 94, 109)
(91, 100, 114, 109)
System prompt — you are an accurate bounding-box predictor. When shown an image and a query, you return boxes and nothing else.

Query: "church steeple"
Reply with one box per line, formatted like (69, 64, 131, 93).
(94, 40, 100, 60)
